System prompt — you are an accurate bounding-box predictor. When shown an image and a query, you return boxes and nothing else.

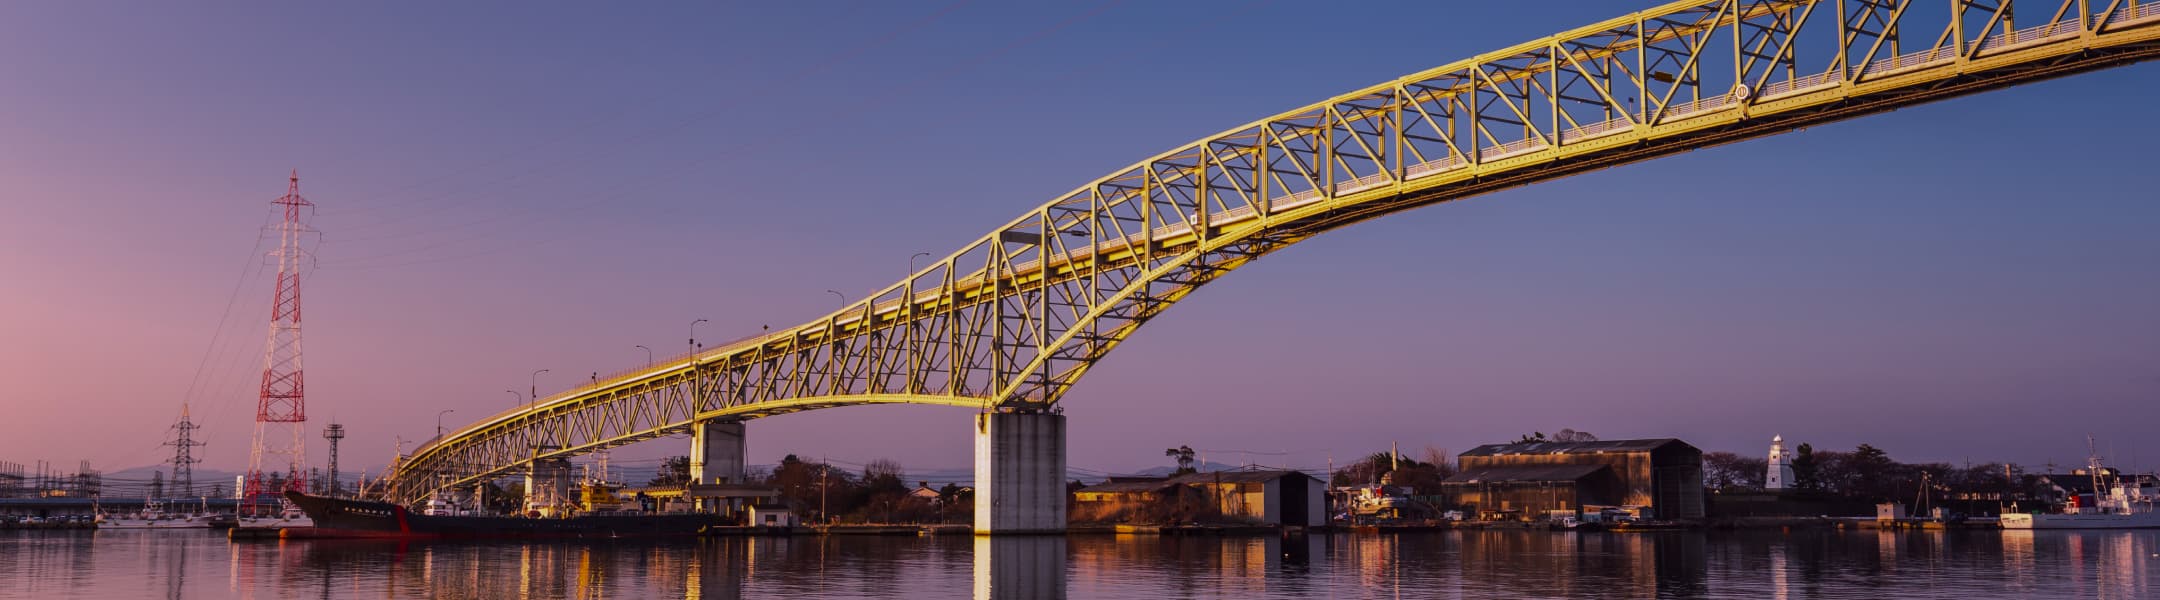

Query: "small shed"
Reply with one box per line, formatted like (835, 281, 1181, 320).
(747, 504, 798, 527)
(1171, 470, 1325, 527)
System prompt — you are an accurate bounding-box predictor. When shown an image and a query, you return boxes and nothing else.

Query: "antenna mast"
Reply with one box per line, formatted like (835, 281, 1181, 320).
(244, 170, 315, 512)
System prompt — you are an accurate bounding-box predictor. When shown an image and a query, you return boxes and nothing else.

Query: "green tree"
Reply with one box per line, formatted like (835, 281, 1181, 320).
(1702, 451, 1767, 490)
(648, 456, 692, 487)
(1328, 451, 1452, 494)
(1792, 443, 1819, 493)
(764, 454, 862, 523)
(1847, 444, 1897, 501)
(1164, 446, 1196, 475)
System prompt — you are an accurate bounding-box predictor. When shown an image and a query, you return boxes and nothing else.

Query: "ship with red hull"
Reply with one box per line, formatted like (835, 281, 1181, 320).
(283, 491, 731, 539)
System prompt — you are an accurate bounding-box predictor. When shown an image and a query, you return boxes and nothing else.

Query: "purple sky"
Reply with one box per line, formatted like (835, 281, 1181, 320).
(3, 1, 2156, 482)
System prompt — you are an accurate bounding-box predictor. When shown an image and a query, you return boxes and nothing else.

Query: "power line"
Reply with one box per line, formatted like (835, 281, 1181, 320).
(177, 212, 275, 408)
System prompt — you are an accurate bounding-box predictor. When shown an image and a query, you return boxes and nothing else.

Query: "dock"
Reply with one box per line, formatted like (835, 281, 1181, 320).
(227, 526, 287, 540)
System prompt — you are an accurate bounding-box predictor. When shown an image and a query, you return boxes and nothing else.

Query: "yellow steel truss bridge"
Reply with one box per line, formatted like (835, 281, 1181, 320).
(387, 0, 2160, 502)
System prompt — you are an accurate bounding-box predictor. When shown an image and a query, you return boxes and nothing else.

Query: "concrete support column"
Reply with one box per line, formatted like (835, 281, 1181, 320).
(973, 411, 1066, 535)
(524, 458, 572, 516)
(689, 420, 747, 485)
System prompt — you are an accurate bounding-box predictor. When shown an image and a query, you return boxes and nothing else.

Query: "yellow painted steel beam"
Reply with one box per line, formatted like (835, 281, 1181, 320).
(387, 0, 2160, 503)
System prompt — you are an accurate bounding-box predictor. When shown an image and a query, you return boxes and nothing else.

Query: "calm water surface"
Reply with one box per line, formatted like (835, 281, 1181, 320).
(2, 529, 2154, 599)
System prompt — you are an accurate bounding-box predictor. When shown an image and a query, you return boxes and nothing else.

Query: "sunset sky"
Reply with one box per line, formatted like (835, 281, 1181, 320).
(3, 1, 2156, 483)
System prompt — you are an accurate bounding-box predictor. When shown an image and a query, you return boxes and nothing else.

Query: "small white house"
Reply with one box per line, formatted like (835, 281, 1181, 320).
(748, 504, 798, 527)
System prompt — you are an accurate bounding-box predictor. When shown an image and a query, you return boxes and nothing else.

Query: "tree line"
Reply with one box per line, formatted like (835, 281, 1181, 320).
(1705, 443, 2025, 503)
(649, 454, 969, 524)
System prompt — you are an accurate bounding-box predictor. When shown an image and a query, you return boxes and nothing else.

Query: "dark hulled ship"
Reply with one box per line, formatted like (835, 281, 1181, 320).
(283, 491, 731, 539)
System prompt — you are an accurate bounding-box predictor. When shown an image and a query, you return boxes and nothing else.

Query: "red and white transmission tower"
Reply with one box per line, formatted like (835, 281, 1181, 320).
(244, 170, 314, 509)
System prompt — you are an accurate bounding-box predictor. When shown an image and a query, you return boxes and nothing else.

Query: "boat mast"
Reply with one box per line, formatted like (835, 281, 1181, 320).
(2086, 435, 2114, 514)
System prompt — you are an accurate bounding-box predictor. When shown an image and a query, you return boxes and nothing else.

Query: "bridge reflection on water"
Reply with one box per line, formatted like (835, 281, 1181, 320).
(3, 529, 2154, 599)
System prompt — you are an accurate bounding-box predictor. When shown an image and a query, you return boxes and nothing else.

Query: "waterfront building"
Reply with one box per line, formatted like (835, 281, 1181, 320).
(1440, 438, 1705, 520)
(747, 504, 798, 527)
(1438, 464, 1620, 521)
(1766, 435, 1794, 491)
(1071, 469, 1325, 526)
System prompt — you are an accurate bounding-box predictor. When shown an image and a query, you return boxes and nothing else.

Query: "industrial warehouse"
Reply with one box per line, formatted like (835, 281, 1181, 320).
(1439, 438, 1707, 521)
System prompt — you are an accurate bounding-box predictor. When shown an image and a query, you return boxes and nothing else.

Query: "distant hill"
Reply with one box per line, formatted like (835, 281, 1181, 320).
(1117, 463, 1243, 479)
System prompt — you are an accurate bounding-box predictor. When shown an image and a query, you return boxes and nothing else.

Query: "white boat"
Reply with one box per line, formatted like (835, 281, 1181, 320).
(2001, 439, 2160, 530)
(98, 500, 228, 530)
(100, 513, 227, 530)
(2001, 510, 2160, 529)
(233, 498, 314, 529)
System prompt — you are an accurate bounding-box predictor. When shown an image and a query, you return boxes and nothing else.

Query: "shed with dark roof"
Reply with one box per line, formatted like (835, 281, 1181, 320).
(1450, 438, 1704, 520)
(1439, 464, 1624, 519)
(1072, 469, 1324, 526)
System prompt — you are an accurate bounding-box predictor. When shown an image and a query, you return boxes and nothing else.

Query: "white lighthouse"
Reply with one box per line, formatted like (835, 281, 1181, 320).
(1766, 435, 1795, 490)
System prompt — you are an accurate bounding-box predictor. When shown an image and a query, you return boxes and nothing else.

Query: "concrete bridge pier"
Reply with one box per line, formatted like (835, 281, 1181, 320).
(524, 457, 573, 516)
(690, 420, 747, 484)
(690, 420, 748, 513)
(973, 411, 1066, 535)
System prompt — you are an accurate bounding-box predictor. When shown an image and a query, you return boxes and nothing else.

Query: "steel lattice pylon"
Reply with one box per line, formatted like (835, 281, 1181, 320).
(163, 404, 204, 498)
(388, 0, 2160, 503)
(245, 171, 313, 509)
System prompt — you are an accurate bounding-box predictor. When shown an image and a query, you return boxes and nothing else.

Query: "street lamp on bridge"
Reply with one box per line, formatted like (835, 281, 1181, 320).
(635, 345, 653, 368)
(505, 390, 522, 407)
(529, 369, 550, 412)
(689, 318, 709, 357)
(908, 252, 932, 279)
(825, 289, 844, 309)
(436, 409, 455, 440)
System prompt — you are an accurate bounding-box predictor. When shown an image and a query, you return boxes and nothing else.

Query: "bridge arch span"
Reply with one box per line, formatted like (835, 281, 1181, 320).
(388, 0, 2160, 501)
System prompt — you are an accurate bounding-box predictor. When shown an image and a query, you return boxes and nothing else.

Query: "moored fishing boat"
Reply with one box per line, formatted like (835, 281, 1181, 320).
(2001, 438, 2160, 530)
(283, 491, 731, 539)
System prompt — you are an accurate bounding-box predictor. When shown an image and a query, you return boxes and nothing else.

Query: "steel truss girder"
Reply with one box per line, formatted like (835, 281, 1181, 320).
(387, 0, 2160, 503)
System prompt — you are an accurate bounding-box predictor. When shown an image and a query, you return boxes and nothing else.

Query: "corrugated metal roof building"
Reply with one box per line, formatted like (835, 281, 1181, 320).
(1443, 439, 1704, 520)
(1073, 469, 1324, 526)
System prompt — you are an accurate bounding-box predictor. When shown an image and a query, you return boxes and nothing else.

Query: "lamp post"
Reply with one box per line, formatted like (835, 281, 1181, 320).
(635, 345, 653, 368)
(529, 369, 550, 411)
(825, 289, 845, 308)
(908, 252, 932, 279)
(505, 390, 522, 407)
(689, 319, 709, 356)
(436, 409, 455, 440)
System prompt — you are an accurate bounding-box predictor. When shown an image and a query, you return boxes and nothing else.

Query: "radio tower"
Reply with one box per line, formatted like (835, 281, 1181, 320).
(164, 404, 204, 497)
(244, 170, 314, 511)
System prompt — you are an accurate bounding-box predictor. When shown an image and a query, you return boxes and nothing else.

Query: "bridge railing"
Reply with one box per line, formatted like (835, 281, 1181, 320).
(1558, 116, 1633, 144)
(2116, 2, 2160, 26)
(1757, 68, 1841, 101)
(1975, 18, 2088, 54)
